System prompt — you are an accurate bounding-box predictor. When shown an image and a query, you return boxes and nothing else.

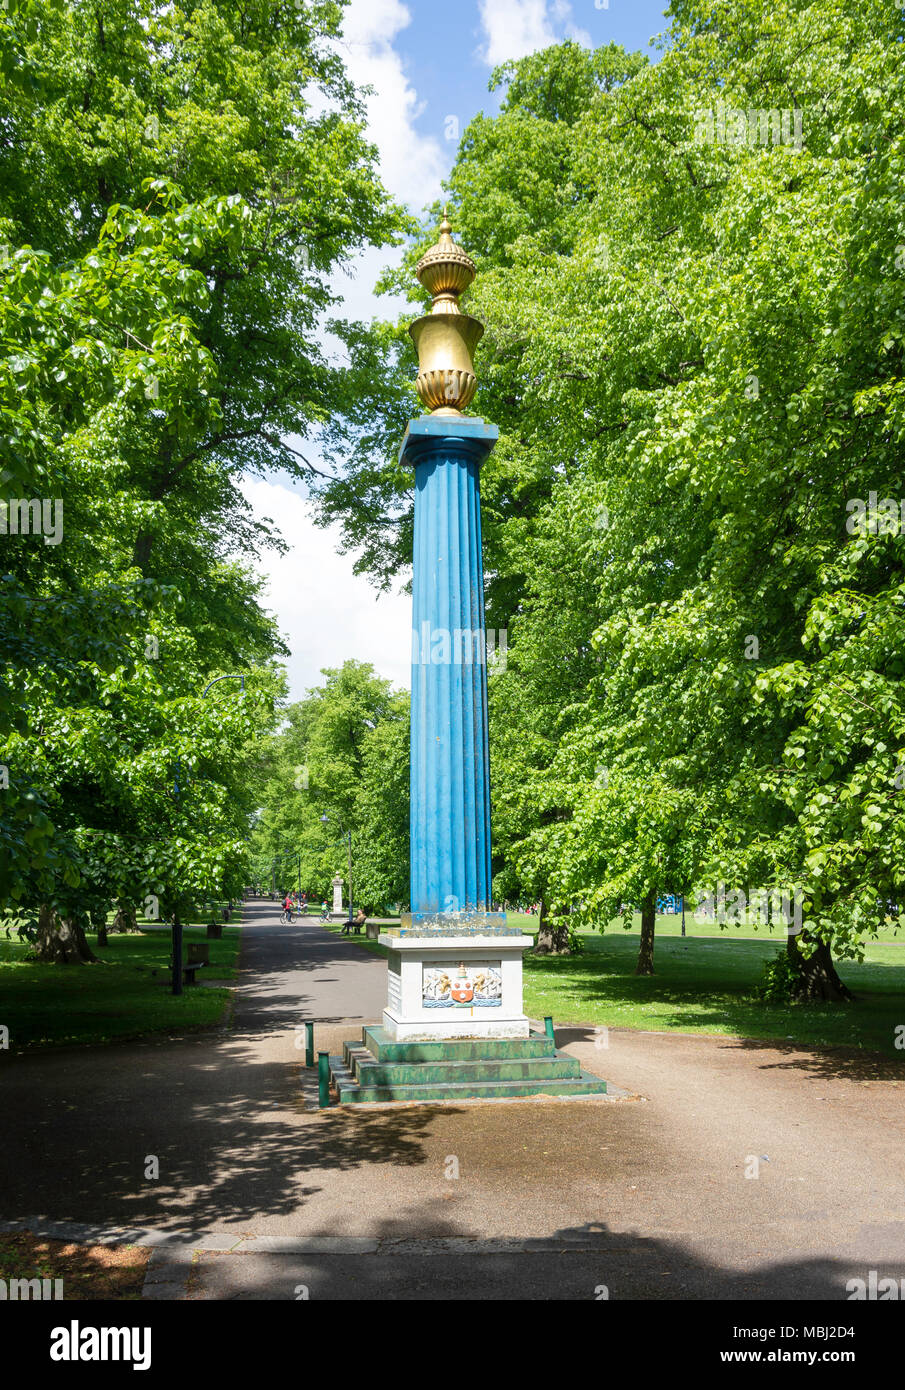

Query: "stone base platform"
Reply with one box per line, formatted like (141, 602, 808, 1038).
(328, 1026, 608, 1105)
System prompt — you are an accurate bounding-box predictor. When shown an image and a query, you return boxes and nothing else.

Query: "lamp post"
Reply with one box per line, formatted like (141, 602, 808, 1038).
(172, 672, 246, 996)
(319, 814, 352, 920)
(271, 846, 303, 902)
(202, 674, 246, 698)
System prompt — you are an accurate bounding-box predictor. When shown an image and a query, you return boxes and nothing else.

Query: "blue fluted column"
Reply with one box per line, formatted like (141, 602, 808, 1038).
(400, 415, 502, 927)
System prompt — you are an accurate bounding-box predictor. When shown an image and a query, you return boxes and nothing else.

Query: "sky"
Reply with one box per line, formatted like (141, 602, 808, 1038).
(245, 0, 674, 701)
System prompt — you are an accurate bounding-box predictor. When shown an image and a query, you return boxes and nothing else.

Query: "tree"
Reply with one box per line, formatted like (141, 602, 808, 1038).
(249, 661, 410, 914)
(354, 702, 410, 911)
(312, 2, 905, 995)
(0, 0, 404, 956)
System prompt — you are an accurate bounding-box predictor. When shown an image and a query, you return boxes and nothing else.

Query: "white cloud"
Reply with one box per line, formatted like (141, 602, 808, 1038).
(242, 477, 412, 701)
(328, 242, 408, 334)
(477, 0, 590, 67)
(323, 1, 445, 339)
(239, 1, 443, 708)
(336, 0, 445, 211)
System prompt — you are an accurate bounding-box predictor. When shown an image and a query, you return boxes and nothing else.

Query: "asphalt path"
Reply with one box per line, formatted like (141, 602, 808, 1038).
(1, 898, 903, 1300)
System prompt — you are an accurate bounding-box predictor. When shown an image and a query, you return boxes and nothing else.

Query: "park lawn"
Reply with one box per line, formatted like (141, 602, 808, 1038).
(324, 910, 905, 1058)
(0, 922, 241, 1052)
(512, 908, 905, 943)
(522, 927, 905, 1058)
(318, 915, 392, 959)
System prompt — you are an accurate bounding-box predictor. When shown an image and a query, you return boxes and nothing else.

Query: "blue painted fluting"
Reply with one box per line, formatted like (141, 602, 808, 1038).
(400, 416, 501, 922)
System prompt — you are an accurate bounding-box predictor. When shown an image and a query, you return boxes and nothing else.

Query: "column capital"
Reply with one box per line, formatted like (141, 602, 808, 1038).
(399, 414, 498, 469)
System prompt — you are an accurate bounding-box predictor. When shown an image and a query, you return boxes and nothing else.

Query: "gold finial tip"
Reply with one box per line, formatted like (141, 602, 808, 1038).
(410, 204, 482, 412)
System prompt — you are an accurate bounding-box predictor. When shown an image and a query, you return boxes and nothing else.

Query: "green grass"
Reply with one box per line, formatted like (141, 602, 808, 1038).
(521, 918, 905, 1058)
(317, 914, 393, 958)
(511, 908, 905, 944)
(0, 921, 241, 1052)
(322, 909, 905, 1059)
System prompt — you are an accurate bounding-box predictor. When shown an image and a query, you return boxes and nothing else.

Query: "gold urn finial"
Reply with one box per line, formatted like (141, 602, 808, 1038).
(410, 210, 483, 414)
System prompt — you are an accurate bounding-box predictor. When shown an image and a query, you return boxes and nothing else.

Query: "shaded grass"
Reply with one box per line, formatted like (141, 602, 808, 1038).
(0, 921, 241, 1052)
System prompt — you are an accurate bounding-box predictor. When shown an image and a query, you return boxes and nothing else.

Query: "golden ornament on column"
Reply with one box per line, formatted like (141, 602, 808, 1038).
(409, 210, 483, 414)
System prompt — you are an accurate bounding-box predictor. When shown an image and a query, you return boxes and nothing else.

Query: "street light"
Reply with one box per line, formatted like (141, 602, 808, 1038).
(171, 672, 246, 996)
(202, 674, 246, 698)
(319, 813, 353, 920)
(271, 846, 303, 901)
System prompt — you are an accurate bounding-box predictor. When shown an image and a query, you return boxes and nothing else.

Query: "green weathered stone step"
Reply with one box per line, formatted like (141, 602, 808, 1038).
(353, 1025, 557, 1065)
(347, 1048, 582, 1086)
(329, 1055, 607, 1105)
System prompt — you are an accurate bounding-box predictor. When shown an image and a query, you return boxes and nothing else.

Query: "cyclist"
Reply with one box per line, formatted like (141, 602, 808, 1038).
(280, 892, 295, 924)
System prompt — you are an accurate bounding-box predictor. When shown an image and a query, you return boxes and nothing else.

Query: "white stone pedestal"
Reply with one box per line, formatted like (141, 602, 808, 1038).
(378, 933, 532, 1041)
(332, 875, 344, 915)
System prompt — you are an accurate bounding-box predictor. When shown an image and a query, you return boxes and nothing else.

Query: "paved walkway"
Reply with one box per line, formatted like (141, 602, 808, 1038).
(1, 899, 902, 1299)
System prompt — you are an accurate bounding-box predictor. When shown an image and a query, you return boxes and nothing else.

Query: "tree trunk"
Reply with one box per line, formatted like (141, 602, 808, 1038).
(31, 905, 98, 963)
(93, 910, 108, 948)
(132, 531, 153, 573)
(635, 890, 656, 975)
(787, 934, 853, 1002)
(112, 903, 139, 933)
(533, 900, 572, 955)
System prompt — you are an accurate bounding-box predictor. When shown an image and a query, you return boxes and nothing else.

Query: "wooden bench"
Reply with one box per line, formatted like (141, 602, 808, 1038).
(172, 942, 211, 986)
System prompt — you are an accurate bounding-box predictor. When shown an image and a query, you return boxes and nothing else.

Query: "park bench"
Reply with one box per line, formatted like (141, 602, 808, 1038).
(170, 941, 210, 987)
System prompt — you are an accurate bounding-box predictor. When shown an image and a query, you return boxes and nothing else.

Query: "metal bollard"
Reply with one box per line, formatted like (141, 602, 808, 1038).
(172, 917, 183, 997)
(317, 1051, 330, 1108)
(544, 1015, 555, 1042)
(305, 1021, 314, 1069)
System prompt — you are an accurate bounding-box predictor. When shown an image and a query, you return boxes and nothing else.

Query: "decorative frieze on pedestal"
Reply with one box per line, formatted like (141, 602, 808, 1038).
(378, 932, 532, 1041)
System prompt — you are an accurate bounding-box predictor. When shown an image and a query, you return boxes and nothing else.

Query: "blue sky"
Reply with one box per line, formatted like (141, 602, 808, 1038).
(329, 0, 673, 241)
(403, 0, 671, 155)
(245, 0, 676, 702)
